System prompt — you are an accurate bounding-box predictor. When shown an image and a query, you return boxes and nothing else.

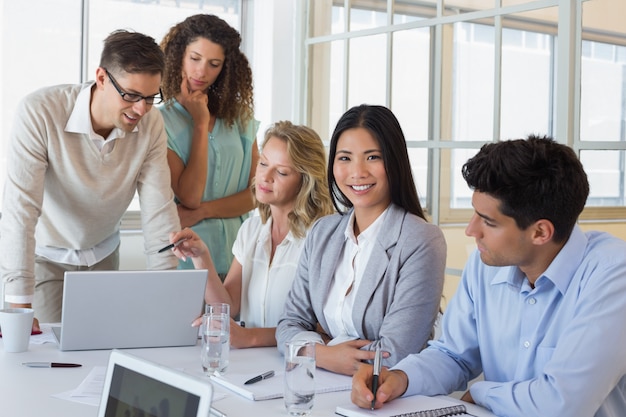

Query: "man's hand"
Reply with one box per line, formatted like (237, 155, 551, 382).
(351, 363, 409, 409)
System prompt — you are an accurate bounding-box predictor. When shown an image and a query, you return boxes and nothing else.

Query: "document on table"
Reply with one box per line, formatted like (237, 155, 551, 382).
(210, 368, 353, 401)
(52, 366, 107, 406)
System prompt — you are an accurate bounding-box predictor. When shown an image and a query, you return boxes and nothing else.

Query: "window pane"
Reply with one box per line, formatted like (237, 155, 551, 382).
(500, 25, 552, 139)
(580, 40, 626, 142)
(87, 0, 240, 78)
(452, 22, 495, 141)
(408, 148, 429, 208)
(450, 148, 479, 209)
(581, 150, 626, 206)
(348, 34, 387, 108)
(392, 28, 431, 141)
(350, 3, 387, 31)
(308, 40, 346, 142)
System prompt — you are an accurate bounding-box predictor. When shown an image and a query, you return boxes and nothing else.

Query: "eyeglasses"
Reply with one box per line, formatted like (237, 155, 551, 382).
(104, 68, 163, 105)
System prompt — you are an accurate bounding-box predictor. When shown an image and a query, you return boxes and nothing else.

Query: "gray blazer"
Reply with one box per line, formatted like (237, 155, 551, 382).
(276, 203, 446, 368)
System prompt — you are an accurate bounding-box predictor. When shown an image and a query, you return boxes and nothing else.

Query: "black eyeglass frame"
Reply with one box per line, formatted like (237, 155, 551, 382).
(103, 68, 163, 105)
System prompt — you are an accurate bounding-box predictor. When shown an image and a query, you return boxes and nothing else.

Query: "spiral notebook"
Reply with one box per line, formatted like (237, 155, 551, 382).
(335, 395, 493, 417)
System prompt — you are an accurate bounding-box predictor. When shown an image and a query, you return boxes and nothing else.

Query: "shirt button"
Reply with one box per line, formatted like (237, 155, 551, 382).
(523, 341, 531, 348)
(528, 298, 536, 305)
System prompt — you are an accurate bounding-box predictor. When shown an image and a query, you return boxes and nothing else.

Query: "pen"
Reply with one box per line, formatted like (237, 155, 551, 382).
(22, 362, 82, 368)
(210, 406, 227, 417)
(244, 370, 275, 385)
(371, 344, 382, 410)
(157, 238, 188, 253)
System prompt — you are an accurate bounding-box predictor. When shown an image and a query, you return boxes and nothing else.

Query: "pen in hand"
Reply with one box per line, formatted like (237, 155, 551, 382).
(157, 238, 188, 253)
(371, 344, 382, 410)
(244, 370, 275, 385)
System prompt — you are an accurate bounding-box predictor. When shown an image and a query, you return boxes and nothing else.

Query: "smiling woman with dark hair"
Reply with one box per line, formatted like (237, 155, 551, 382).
(276, 104, 447, 376)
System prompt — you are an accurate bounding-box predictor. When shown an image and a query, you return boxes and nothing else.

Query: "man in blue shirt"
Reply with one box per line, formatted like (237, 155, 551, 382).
(351, 135, 626, 416)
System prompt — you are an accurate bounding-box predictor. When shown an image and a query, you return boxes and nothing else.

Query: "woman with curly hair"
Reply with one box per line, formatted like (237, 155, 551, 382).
(169, 121, 335, 348)
(159, 14, 259, 276)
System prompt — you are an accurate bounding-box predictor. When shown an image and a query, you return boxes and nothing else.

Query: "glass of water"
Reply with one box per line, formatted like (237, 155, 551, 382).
(284, 340, 316, 416)
(200, 303, 230, 375)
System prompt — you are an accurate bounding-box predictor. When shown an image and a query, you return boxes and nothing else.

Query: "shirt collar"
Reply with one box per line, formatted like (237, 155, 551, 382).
(343, 206, 389, 244)
(65, 82, 134, 140)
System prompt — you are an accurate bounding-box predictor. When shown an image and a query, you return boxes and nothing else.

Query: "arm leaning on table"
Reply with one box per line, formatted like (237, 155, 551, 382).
(169, 228, 277, 348)
(276, 206, 446, 375)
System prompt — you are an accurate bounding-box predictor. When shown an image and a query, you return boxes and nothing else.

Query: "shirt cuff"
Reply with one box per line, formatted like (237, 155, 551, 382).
(469, 380, 496, 408)
(4, 293, 34, 305)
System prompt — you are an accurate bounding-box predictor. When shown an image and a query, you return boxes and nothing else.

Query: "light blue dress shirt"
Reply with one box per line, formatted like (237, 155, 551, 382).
(395, 226, 626, 417)
(159, 100, 259, 275)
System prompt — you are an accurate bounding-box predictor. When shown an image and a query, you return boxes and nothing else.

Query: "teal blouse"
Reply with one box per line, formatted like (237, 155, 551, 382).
(159, 100, 259, 274)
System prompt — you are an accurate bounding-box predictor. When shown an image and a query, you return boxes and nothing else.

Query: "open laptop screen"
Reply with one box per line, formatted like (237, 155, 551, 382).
(104, 364, 200, 417)
(98, 350, 212, 417)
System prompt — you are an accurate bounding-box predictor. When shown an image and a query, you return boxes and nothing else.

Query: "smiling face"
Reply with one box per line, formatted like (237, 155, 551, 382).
(181, 37, 225, 93)
(255, 136, 302, 211)
(93, 67, 161, 137)
(333, 127, 391, 229)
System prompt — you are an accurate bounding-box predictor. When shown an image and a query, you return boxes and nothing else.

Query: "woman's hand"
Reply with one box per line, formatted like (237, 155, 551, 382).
(316, 340, 384, 376)
(169, 228, 208, 261)
(177, 72, 210, 125)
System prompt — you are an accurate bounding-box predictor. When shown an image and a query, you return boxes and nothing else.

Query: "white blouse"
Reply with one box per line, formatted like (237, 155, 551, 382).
(232, 215, 305, 328)
(322, 207, 388, 345)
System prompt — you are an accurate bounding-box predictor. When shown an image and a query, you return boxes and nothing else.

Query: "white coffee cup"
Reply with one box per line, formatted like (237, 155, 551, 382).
(0, 308, 34, 353)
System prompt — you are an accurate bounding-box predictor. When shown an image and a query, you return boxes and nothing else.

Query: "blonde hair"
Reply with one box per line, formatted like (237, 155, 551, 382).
(252, 121, 334, 238)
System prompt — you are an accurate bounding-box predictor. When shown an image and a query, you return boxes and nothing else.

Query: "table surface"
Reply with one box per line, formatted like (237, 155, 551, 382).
(0, 327, 496, 417)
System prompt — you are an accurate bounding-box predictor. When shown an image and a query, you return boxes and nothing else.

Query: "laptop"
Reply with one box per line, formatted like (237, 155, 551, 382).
(97, 350, 213, 417)
(52, 269, 207, 351)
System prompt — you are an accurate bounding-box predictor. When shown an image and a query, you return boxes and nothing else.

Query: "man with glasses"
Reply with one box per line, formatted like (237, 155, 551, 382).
(0, 30, 181, 328)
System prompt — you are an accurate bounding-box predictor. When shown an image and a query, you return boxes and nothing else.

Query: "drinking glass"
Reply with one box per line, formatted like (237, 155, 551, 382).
(200, 303, 230, 375)
(284, 340, 316, 416)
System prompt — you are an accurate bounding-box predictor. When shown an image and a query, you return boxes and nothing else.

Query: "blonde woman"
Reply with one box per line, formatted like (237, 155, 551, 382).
(169, 121, 334, 348)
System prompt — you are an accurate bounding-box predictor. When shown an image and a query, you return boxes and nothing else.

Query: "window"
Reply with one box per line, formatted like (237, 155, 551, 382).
(0, 0, 242, 218)
(304, 0, 626, 223)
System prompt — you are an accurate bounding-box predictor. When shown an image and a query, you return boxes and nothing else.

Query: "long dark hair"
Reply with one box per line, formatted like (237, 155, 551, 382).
(327, 104, 426, 220)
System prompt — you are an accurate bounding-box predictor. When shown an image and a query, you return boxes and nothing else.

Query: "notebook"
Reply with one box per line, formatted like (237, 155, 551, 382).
(97, 350, 213, 417)
(52, 269, 206, 351)
(336, 395, 492, 417)
(210, 368, 353, 401)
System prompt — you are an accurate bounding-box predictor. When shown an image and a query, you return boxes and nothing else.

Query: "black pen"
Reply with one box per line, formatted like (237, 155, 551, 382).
(244, 370, 274, 385)
(157, 238, 188, 253)
(22, 362, 82, 368)
(371, 345, 382, 410)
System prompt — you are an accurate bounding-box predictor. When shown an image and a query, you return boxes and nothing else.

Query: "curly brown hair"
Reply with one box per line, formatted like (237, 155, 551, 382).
(160, 14, 254, 127)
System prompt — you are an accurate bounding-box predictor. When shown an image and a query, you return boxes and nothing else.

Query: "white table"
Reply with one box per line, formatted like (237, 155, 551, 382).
(0, 330, 495, 416)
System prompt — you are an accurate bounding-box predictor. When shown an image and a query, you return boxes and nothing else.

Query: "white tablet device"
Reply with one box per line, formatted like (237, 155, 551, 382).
(97, 350, 213, 417)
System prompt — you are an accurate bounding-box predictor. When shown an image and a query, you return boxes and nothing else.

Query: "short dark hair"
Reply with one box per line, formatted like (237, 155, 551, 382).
(99, 30, 164, 75)
(461, 135, 589, 242)
(327, 104, 426, 220)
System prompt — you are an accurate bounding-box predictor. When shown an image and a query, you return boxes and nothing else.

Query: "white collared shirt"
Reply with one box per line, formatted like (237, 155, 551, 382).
(322, 206, 389, 345)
